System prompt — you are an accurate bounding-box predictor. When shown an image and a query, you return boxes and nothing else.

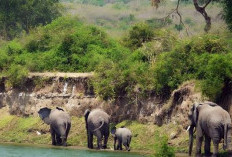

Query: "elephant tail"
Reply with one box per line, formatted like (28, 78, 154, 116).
(93, 117, 104, 132)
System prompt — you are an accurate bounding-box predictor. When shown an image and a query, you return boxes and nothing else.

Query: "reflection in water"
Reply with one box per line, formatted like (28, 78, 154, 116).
(0, 144, 142, 157)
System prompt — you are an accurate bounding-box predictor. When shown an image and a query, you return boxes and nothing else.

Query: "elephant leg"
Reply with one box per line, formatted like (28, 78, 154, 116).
(65, 123, 71, 140)
(196, 126, 203, 157)
(50, 126, 56, 145)
(114, 137, 117, 150)
(118, 140, 122, 150)
(204, 136, 211, 156)
(124, 140, 130, 151)
(61, 123, 71, 147)
(123, 142, 129, 151)
(103, 133, 109, 149)
(58, 126, 67, 146)
(88, 132, 93, 149)
(212, 141, 219, 157)
(97, 135, 103, 149)
(56, 134, 62, 145)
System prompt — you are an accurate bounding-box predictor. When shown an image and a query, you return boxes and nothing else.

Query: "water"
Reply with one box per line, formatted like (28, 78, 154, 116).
(0, 144, 142, 157)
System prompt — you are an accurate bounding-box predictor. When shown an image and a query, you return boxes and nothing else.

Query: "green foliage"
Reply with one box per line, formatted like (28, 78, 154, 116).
(79, 0, 105, 6)
(174, 24, 183, 31)
(6, 64, 29, 87)
(0, 0, 61, 40)
(152, 34, 232, 100)
(184, 18, 195, 26)
(146, 18, 172, 29)
(123, 22, 154, 50)
(153, 132, 175, 157)
(223, 0, 232, 31)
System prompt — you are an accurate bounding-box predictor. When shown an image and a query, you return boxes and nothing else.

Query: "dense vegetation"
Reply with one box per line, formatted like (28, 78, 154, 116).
(0, 15, 232, 101)
(0, 0, 61, 40)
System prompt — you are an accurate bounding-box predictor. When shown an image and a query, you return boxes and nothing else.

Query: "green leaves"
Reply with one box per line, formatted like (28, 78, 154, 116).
(0, 0, 61, 40)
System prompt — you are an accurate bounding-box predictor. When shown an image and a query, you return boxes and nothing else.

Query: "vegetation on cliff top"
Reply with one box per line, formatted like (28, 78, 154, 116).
(0, 15, 232, 101)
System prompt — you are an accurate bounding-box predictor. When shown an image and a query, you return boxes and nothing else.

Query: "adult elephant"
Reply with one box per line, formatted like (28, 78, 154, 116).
(38, 107, 71, 146)
(84, 109, 110, 149)
(188, 101, 232, 157)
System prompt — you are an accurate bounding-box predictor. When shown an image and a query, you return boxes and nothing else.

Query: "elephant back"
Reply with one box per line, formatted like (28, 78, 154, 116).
(87, 109, 110, 131)
(116, 128, 132, 138)
(50, 109, 71, 124)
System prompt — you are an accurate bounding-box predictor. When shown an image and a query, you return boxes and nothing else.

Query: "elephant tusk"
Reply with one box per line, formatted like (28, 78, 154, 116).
(186, 125, 191, 132)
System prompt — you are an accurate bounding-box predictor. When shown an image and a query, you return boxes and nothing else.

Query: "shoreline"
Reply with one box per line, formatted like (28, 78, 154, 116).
(0, 142, 149, 156)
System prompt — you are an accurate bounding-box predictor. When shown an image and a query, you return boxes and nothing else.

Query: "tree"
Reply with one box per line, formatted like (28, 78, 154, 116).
(223, 0, 232, 31)
(151, 0, 232, 32)
(0, 0, 61, 40)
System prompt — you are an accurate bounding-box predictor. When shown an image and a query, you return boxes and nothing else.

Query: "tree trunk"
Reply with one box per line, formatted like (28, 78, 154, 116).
(193, 0, 211, 32)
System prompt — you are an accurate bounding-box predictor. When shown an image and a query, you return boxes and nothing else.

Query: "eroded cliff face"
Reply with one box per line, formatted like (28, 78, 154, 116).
(1, 73, 227, 128)
(0, 73, 166, 123)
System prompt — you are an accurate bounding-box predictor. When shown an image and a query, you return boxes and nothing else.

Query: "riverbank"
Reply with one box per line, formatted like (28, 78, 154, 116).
(0, 107, 189, 156)
(0, 143, 142, 157)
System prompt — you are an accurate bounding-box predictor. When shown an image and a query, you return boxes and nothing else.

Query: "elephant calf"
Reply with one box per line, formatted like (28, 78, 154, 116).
(111, 126, 132, 151)
(38, 107, 71, 146)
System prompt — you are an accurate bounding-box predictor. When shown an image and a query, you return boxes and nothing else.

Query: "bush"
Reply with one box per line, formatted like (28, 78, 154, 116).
(152, 34, 232, 100)
(153, 132, 175, 157)
(123, 22, 154, 50)
(6, 64, 29, 87)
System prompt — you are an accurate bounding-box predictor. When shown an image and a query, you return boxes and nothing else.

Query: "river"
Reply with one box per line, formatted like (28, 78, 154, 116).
(0, 143, 143, 157)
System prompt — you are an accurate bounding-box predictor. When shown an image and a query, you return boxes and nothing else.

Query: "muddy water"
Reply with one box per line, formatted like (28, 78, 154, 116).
(0, 143, 142, 157)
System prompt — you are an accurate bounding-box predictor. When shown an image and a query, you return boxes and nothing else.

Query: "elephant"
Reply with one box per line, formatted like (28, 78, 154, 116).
(111, 126, 132, 151)
(84, 109, 110, 149)
(38, 107, 71, 146)
(188, 101, 232, 157)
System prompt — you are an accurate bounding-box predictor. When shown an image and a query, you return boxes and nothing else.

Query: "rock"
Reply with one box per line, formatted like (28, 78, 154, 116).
(170, 132, 177, 140)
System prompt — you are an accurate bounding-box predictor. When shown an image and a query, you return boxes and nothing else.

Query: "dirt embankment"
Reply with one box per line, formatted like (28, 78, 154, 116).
(0, 72, 165, 123)
(1, 72, 232, 129)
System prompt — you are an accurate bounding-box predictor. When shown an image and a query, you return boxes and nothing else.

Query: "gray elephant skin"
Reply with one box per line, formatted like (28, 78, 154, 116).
(111, 126, 132, 151)
(38, 107, 71, 146)
(84, 109, 110, 149)
(188, 101, 232, 157)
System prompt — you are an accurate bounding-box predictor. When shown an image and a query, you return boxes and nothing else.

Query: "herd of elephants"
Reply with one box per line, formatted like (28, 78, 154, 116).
(37, 101, 232, 157)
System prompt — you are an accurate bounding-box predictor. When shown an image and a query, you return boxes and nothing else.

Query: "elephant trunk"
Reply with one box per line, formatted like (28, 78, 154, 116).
(188, 125, 194, 156)
(224, 123, 232, 152)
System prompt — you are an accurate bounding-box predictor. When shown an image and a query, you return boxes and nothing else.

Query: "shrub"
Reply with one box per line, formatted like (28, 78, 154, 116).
(123, 22, 154, 50)
(6, 40, 23, 55)
(153, 132, 175, 157)
(5, 64, 29, 87)
(152, 34, 232, 100)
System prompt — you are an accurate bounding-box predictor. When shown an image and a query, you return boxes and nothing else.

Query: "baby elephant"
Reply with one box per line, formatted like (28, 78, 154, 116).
(111, 126, 132, 151)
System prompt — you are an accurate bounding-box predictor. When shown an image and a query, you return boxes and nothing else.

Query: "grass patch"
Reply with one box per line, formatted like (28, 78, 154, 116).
(0, 113, 186, 155)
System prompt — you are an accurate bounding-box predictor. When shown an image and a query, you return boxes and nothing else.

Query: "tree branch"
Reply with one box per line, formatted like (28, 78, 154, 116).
(193, 0, 212, 32)
(159, 0, 189, 36)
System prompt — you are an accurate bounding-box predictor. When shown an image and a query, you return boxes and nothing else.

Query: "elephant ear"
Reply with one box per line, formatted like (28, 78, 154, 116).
(192, 103, 203, 126)
(38, 107, 51, 124)
(111, 127, 117, 136)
